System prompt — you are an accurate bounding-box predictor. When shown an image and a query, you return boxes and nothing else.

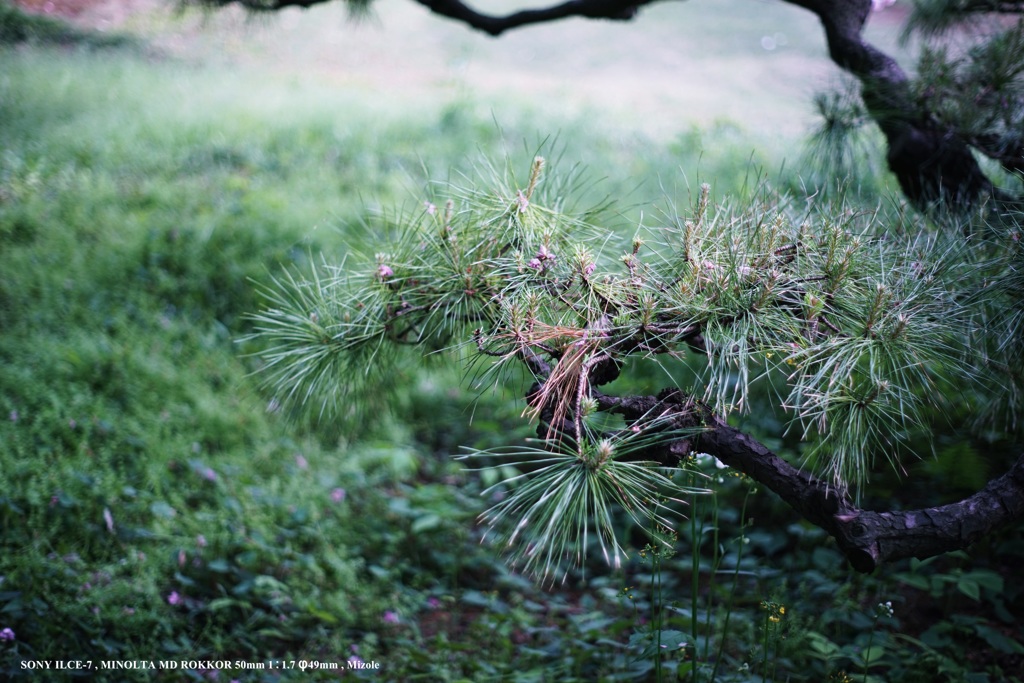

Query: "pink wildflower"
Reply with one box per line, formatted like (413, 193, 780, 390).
(167, 591, 182, 606)
(383, 610, 400, 624)
(330, 488, 346, 503)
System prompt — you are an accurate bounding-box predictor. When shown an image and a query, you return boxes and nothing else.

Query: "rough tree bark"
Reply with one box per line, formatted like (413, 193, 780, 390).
(586, 388, 1024, 573)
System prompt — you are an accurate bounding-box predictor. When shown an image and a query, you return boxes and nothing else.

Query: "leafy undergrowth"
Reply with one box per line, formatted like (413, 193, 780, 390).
(1, 6, 1022, 682)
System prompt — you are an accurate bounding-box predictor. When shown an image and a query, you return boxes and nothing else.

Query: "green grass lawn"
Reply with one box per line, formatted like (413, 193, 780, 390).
(1, 2, 1021, 681)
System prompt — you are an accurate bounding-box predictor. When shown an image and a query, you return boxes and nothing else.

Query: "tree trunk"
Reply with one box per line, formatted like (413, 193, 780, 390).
(788, 0, 1001, 210)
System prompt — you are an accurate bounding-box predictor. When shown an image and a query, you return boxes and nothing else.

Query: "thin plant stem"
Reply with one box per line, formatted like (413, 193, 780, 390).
(703, 490, 721, 664)
(761, 609, 770, 683)
(710, 486, 752, 682)
(861, 614, 879, 683)
(690, 476, 702, 681)
(654, 547, 663, 682)
(772, 616, 779, 682)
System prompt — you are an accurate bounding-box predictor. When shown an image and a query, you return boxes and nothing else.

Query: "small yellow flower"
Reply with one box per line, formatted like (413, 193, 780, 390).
(761, 600, 785, 623)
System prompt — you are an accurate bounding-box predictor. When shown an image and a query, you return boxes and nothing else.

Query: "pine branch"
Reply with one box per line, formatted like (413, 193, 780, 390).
(249, 156, 1023, 574)
(197, 0, 661, 31)
(904, 0, 1024, 39)
(184, 0, 336, 11)
(412, 0, 658, 36)
(595, 387, 1024, 572)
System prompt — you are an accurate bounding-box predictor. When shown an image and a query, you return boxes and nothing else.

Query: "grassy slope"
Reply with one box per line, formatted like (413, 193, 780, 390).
(1, 3, 1020, 682)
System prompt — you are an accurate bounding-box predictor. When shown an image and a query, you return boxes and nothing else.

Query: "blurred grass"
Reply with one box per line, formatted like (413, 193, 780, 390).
(53, 0, 915, 142)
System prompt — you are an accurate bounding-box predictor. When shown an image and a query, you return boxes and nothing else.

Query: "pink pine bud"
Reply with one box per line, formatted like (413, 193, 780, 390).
(516, 190, 529, 213)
